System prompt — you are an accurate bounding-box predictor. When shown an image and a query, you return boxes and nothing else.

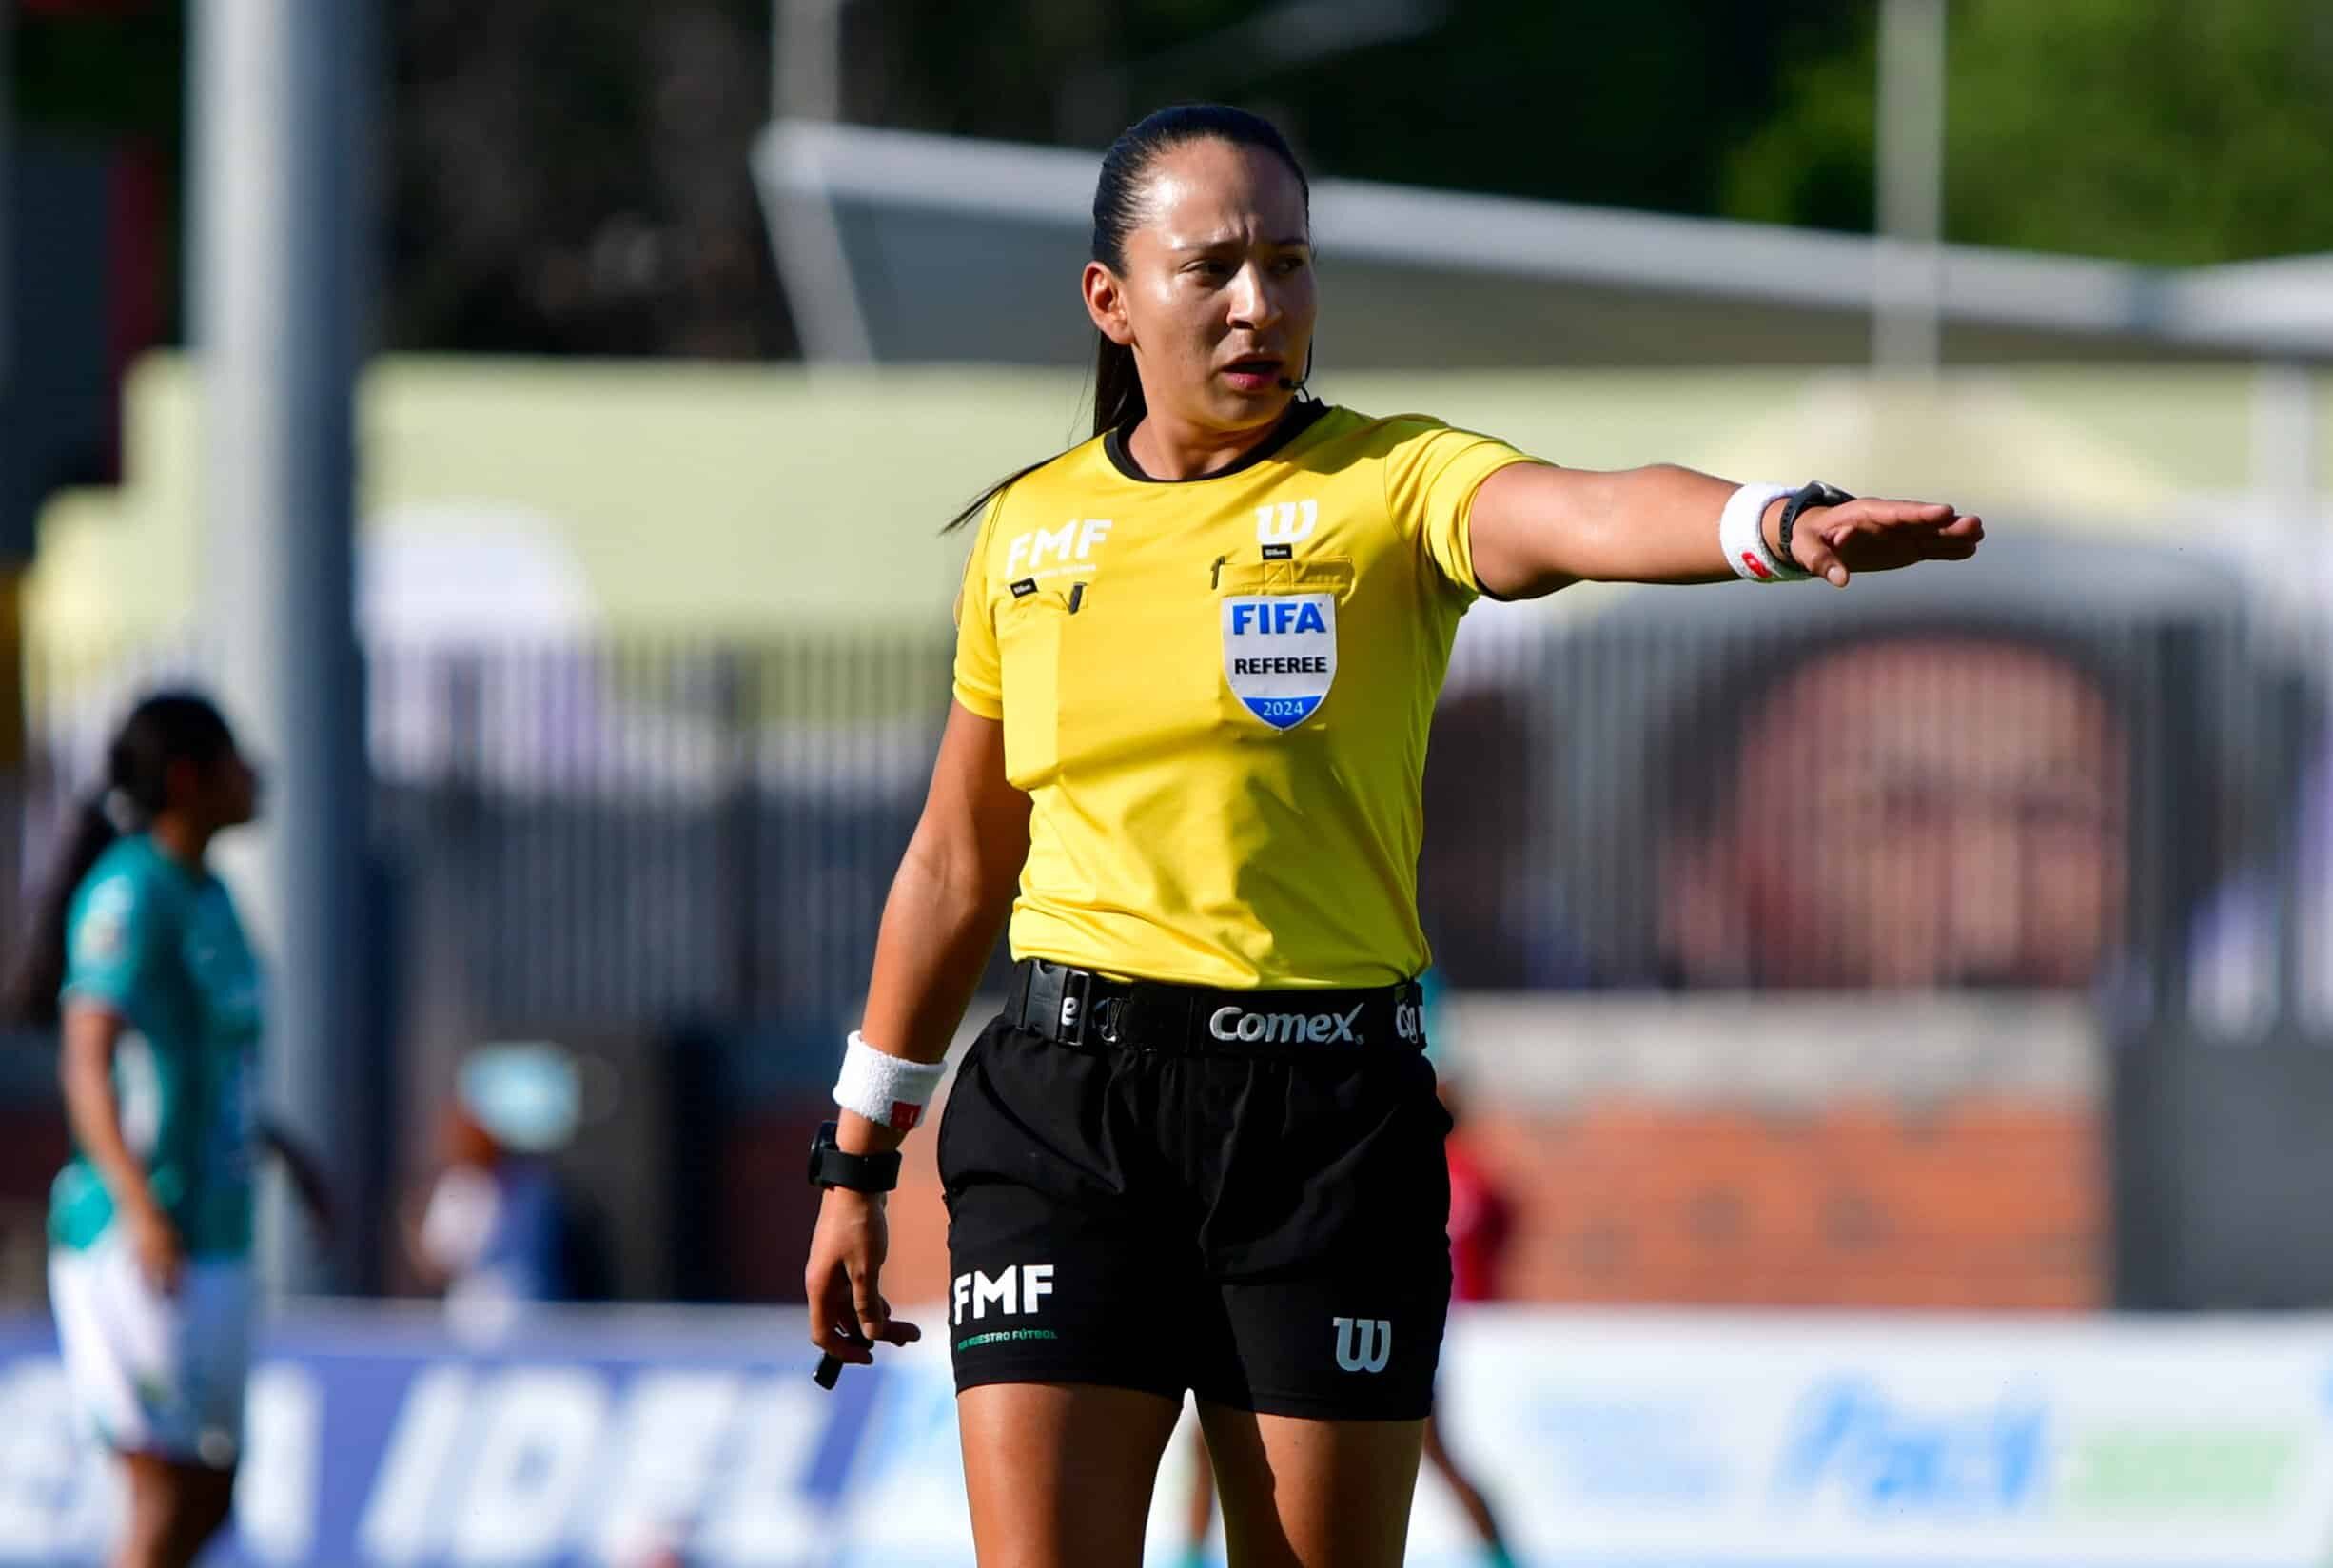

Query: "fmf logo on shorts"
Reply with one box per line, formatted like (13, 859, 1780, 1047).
(1222, 591, 1337, 730)
(952, 1264, 1054, 1324)
(1209, 1004, 1364, 1045)
(1394, 998, 1423, 1044)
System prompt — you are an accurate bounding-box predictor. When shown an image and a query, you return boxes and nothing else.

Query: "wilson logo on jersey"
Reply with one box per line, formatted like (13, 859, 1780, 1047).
(1256, 499, 1318, 546)
(1222, 593, 1337, 730)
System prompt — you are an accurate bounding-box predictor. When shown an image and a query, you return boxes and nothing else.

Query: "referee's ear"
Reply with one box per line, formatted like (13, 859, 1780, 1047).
(1083, 261, 1133, 345)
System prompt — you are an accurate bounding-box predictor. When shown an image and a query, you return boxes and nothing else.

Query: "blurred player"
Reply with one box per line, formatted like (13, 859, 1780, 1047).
(800, 103, 1980, 1568)
(1426, 972, 1519, 1568)
(2, 692, 331, 1568)
(402, 1041, 603, 1332)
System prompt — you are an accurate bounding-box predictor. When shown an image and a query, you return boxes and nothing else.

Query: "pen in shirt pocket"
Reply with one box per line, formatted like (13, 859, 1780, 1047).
(1066, 582, 1086, 614)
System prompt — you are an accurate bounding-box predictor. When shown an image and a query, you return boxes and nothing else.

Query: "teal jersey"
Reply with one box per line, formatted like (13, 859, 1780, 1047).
(49, 835, 264, 1257)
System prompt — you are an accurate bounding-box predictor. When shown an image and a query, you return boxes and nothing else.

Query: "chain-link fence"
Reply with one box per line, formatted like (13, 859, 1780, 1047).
(6, 544, 2327, 1037)
(7, 536, 2332, 1305)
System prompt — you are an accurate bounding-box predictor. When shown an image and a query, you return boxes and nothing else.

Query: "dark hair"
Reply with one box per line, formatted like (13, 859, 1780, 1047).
(945, 104, 1312, 532)
(4, 692, 235, 1027)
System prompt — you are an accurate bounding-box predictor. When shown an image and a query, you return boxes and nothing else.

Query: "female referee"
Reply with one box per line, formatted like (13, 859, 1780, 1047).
(802, 104, 1981, 1568)
(4, 692, 331, 1568)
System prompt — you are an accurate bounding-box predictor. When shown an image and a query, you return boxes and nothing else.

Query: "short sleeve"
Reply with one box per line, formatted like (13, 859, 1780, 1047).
(62, 869, 162, 1015)
(1381, 419, 1546, 599)
(951, 493, 1007, 720)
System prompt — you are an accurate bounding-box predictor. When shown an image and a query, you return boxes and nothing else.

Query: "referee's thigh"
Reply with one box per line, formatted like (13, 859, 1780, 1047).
(1195, 1401, 1425, 1568)
(957, 1382, 1183, 1568)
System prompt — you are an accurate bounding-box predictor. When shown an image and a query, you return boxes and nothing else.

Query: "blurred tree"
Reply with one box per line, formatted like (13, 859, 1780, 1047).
(390, 0, 791, 355)
(10, 0, 180, 334)
(10, 0, 793, 357)
(876, 0, 1862, 220)
(12, 0, 179, 140)
(1726, 0, 2333, 263)
(26, 0, 2333, 358)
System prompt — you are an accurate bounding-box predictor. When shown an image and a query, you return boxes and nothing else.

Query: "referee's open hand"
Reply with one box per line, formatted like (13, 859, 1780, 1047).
(805, 1187, 922, 1367)
(1790, 498, 1984, 588)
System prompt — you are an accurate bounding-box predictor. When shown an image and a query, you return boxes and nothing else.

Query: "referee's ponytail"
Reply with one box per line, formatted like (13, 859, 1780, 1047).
(946, 104, 1310, 533)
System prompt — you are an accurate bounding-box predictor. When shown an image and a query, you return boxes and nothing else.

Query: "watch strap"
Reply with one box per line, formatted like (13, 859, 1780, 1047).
(1776, 481, 1853, 570)
(807, 1121, 902, 1193)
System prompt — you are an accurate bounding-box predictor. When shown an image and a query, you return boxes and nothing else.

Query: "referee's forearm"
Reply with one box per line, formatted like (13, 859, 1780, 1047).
(1560, 464, 1753, 585)
(1474, 462, 1783, 592)
(857, 829, 1015, 1070)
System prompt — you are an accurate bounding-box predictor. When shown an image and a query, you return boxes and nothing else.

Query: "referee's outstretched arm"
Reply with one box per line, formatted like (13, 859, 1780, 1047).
(1467, 461, 1984, 599)
(804, 703, 1029, 1368)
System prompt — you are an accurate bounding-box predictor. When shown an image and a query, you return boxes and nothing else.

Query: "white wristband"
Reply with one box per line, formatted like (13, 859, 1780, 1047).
(1720, 482, 1806, 582)
(833, 1031, 946, 1132)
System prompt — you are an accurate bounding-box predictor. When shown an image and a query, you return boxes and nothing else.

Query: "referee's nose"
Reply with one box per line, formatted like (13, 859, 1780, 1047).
(1226, 260, 1285, 333)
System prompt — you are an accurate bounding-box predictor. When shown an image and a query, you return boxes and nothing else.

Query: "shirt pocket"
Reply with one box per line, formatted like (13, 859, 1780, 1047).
(1214, 557, 1357, 733)
(995, 588, 1068, 785)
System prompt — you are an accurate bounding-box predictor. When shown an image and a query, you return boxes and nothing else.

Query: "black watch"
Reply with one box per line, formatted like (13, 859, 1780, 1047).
(1775, 480, 1854, 571)
(807, 1121, 901, 1194)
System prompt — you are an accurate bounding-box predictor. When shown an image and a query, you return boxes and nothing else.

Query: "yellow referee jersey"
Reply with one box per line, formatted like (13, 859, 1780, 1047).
(953, 402, 1542, 990)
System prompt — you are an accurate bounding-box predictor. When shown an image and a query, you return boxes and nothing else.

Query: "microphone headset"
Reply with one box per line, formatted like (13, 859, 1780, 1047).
(1276, 344, 1316, 395)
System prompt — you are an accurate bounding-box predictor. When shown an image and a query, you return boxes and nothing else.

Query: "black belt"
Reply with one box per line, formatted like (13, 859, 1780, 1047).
(1004, 958, 1427, 1053)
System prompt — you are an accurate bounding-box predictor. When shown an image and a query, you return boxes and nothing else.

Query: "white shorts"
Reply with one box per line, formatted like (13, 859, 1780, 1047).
(48, 1228, 253, 1469)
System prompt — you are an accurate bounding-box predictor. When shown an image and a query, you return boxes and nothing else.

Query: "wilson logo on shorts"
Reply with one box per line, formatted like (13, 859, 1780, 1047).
(1222, 594, 1337, 731)
(1332, 1316, 1392, 1374)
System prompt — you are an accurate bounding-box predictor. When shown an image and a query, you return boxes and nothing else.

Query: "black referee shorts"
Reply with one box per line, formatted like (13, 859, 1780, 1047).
(935, 964, 1454, 1421)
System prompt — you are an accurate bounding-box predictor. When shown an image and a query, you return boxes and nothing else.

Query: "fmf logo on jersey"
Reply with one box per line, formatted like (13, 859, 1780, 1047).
(1209, 1003, 1364, 1045)
(1004, 519, 1111, 577)
(1222, 592, 1336, 730)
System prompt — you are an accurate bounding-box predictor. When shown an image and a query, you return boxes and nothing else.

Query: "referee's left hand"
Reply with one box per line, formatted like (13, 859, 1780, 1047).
(1790, 498, 1983, 587)
(805, 1187, 922, 1366)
